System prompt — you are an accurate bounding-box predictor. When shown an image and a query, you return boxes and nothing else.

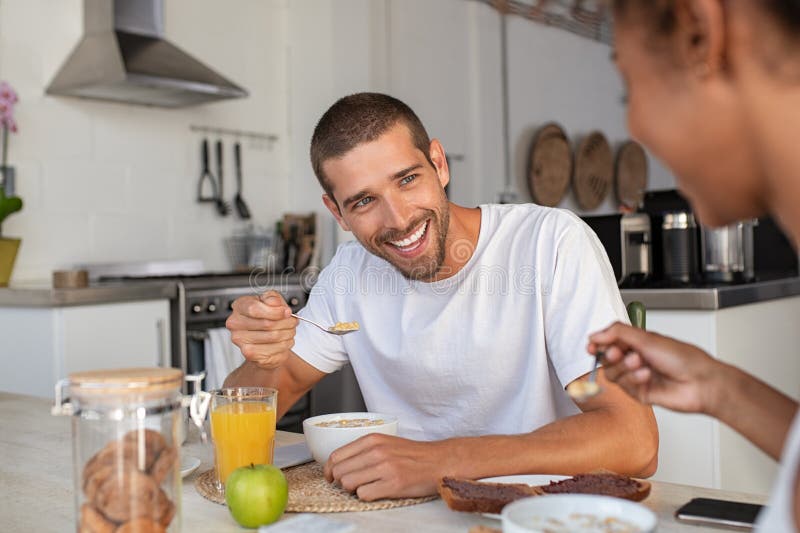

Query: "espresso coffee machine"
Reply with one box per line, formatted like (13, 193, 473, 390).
(582, 213, 652, 287)
(639, 189, 797, 285)
(620, 214, 652, 287)
(584, 189, 798, 288)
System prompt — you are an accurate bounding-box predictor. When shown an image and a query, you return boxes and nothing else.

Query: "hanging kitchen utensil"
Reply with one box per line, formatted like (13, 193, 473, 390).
(197, 139, 219, 203)
(573, 131, 613, 210)
(527, 122, 572, 207)
(615, 140, 649, 210)
(233, 142, 252, 219)
(214, 140, 231, 216)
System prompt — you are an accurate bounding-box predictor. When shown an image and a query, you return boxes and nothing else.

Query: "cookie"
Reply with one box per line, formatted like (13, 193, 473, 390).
(150, 446, 177, 485)
(115, 517, 167, 533)
(84, 464, 114, 502)
(122, 429, 167, 462)
(78, 503, 116, 533)
(154, 489, 175, 527)
(95, 467, 160, 523)
(83, 434, 162, 490)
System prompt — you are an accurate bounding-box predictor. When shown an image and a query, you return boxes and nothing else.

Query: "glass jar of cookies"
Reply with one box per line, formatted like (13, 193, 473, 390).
(52, 367, 184, 533)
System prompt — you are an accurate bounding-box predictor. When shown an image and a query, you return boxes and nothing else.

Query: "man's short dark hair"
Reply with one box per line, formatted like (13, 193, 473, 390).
(310, 93, 432, 203)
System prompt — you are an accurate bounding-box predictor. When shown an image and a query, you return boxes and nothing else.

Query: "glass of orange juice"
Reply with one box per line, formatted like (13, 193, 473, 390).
(210, 387, 277, 489)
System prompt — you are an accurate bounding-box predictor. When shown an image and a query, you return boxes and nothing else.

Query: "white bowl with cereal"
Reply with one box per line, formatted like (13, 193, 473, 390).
(302, 412, 399, 465)
(501, 494, 657, 533)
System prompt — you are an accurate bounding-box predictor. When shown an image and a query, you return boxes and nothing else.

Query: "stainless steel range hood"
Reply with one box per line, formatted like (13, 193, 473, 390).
(46, 0, 248, 107)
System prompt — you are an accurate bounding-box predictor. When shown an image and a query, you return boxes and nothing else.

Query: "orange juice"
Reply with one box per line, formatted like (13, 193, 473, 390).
(210, 402, 276, 484)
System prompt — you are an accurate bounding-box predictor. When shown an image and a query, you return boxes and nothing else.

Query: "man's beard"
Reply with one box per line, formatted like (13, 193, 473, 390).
(363, 204, 450, 282)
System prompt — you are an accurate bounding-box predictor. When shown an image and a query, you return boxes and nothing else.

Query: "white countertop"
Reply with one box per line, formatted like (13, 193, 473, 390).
(621, 277, 800, 310)
(0, 280, 177, 307)
(0, 392, 768, 532)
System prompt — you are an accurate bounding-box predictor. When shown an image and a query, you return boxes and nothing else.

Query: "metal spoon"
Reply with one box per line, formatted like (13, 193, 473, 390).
(291, 313, 359, 336)
(567, 351, 604, 402)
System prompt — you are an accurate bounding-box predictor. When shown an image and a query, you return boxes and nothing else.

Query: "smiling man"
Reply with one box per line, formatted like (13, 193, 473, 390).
(224, 93, 658, 500)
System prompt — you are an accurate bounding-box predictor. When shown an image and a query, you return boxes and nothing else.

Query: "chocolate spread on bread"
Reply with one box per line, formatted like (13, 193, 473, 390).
(439, 477, 541, 514)
(439, 473, 651, 514)
(541, 473, 641, 498)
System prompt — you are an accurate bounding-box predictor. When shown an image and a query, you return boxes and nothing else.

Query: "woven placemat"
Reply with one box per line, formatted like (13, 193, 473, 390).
(195, 463, 438, 512)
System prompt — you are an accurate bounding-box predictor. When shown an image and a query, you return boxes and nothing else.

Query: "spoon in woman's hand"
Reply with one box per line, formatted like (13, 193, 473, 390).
(291, 313, 360, 336)
(566, 351, 604, 402)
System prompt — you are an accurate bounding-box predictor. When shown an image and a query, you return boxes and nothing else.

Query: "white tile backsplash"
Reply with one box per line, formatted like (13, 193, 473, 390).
(0, 0, 290, 282)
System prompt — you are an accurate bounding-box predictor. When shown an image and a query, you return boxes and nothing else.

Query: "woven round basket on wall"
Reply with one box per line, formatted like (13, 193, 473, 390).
(615, 140, 649, 209)
(527, 122, 572, 207)
(195, 463, 438, 513)
(573, 131, 613, 210)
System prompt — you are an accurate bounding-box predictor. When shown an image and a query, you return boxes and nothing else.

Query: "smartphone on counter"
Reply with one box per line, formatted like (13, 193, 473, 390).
(675, 497, 764, 530)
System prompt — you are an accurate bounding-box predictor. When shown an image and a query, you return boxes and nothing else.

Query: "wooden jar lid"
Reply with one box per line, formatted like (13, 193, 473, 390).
(527, 122, 572, 207)
(573, 131, 613, 210)
(615, 140, 649, 209)
(69, 367, 183, 397)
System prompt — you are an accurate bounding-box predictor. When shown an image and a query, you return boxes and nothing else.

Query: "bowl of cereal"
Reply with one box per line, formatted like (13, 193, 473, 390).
(502, 494, 657, 533)
(302, 412, 399, 465)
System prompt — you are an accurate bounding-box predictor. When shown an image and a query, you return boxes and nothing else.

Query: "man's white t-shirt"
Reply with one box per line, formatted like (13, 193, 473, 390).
(293, 203, 628, 441)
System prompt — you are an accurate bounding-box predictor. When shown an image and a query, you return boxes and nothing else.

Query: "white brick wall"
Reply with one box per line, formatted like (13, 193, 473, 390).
(0, 0, 290, 281)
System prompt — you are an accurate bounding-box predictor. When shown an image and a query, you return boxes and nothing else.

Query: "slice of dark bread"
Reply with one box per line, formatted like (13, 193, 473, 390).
(439, 477, 544, 514)
(439, 473, 651, 514)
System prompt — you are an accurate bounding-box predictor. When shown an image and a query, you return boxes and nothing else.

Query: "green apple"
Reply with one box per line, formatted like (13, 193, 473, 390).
(225, 464, 288, 528)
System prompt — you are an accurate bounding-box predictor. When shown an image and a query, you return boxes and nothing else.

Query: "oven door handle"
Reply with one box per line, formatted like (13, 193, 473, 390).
(156, 318, 168, 367)
(187, 330, 209, 341)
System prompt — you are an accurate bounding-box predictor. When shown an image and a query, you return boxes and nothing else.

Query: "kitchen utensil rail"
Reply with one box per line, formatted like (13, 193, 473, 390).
(190, 124, 278, 143)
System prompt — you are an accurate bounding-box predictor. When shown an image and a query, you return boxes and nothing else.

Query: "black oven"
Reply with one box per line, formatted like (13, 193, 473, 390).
(99, 268, 366, 433)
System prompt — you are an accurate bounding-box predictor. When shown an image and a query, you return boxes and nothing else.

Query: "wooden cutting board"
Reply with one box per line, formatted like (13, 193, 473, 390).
(615, 140, 648, 209)
(573, 131, 613, 210)
(527, 122, 572, 207)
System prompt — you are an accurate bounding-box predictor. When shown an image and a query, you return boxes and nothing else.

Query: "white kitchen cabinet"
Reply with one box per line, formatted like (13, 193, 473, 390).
(385, 0, 484, 205)
(0, 300, 170, 398)
(640, 297, 800, 496)
(387, 0, 470, 157)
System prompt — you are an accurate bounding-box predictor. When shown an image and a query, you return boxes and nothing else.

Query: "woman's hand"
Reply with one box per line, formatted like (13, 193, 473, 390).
(588, 322, 726, 415)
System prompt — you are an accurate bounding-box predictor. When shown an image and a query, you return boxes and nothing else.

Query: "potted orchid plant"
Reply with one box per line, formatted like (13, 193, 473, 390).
(0, 81, 23, 287)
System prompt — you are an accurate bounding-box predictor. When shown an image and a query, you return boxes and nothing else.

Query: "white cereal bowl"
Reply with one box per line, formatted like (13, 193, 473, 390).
(302, 412, 398, 465)
(502, 494, 657, 533)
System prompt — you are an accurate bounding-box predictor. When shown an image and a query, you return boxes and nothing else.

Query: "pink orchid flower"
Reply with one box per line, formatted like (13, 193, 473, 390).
(0, 81, 18, 106)
(0, 81, 18, 134)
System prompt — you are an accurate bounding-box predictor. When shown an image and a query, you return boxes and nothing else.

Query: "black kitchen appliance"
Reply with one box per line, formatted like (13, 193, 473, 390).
(700, 220, 757, 284)
(581, 213, 652, 288)
(661, 211, 700, 285)
(587, 189, 798, 287)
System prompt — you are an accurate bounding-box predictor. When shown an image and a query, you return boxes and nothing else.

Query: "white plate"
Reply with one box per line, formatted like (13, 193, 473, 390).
(478, 475, 571, 520)
(180, 455, 201, 478)
(273, 441, 313, 469)
(502, 493, 657, 533)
